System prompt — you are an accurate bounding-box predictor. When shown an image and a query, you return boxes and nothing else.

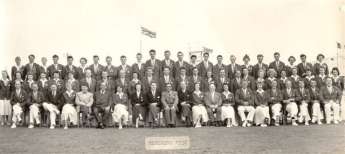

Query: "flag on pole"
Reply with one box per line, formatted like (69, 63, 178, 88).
(141, 27, 156, 38)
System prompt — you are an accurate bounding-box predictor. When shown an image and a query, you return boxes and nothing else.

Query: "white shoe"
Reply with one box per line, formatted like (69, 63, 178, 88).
(326, 121, 331, 124)
(334, 120, 339, 124)
(11, 124, 16, 128)
(50, 125, 55, 129)
(139, 114, 143, 120)
(305, 122, 309, 126)
(28, 125, 34, 129)
(261, 124, 267, 127)
(119, 125, 123, 130)
(292, 122, 298, 126)
(242, 121, 247, 127)
(64, 126, 68, 130)
(274, 123, 280, 126)
(317, 121, 322, 125)
(195, 124, 201, 128)
(246, 122, 252, 127)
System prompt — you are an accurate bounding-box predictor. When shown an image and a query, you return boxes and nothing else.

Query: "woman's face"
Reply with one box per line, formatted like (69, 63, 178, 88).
(332, 70, 339, 76)
(195, 83, 200, 91)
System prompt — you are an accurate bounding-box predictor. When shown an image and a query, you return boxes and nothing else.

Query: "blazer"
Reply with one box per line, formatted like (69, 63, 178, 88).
(309, 87, 321, 101)
(159, 75, 176, 91)
(252, 63, 268, 79)
(27, 91, 45, 106)
(97, 79, 115, 93)
(161, 91, 178, 108)
(282, 88, 298, 103)
(131, 91, 146, 106)
(0, 80, 11, 100)
(62, 91, 76, 105)
(76, 66, 88, 80)
(235, 88, 254, 106)
(254, 90, 268, 106)
(242, 76, 256, 91)
(23, 63, 41, 81)
(266, 89, 283, 105)
(145, 59, 161, 79)
(297, 62, 313, 77)
(230, 78, 242, 93)
(313, 62, 329, 75)
(45, 90, 63, 108)
(11, 65, 25, 80)
(175, 75, 190, 91)
(114, 78, 129, 93)
(192, 91, 205, 106)
(88, 64, 105, 81)
(80, 77, 97, 93)
(173, 61, 191, 78)
(161, 59, 175, 77)
(314, 75, 327, 89)
(221, 91, 235, 106)
(10, 89, 27, 106)
(131, 63, 146, 79)
(112, 93, 130, 113)
(215, 76, 230, 93)
(268, 61, 285, 77)
(117, 64, 132, 81)
(241, 64, 254, 77)
(213, 63, 228, 79)
(227, 63, 241, 79)
(178, 89, 192, 105)
(295, 88, 311, 104)
(104, 65, 118, 81)
(63, 65, 79, 80)
(197, 61, 213, 78)
(47, 64, 64, 79)
(320, 86, 342, 102)
(141, 76, 159, 93)
(93, 90, 112, 108)
(204, 91, 222, 108)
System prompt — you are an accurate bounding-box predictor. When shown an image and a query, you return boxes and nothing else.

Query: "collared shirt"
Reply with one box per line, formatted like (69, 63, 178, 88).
(137, 62, 142, 70)
(66, 90, 74, 97)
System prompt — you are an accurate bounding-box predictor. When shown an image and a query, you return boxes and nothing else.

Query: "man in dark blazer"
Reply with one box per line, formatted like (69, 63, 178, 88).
(79, 69, 97, 93)
(197, 52, 213, 78)
(297, 54, 313, 77)
(104, 56, 118, 81)
(177, 81, 193, 126)
(141, 67, 159, 93)
(23, 54, 41, 81)
(159, 67, 176, 91)
(235, 80, 255, 127)
(39, 57, 49, 78)
(96, 71, 115, 93)
(230, 70, 242, 93)
(228, 55, 242, 79)
(269, 52, 285, 78)
(189, 67, 204, 92)
(173, 51, 191, 78)
(47, 55, 65, 80)
(47, 71, 64, 93)
(63, 56, 78, 80)
(88, 55, 104, 81)
(215, 68, 230, 93)
(145, 49, 161, 79)
(213, 55, 228, 79)
(320, 78, 342, 124)
(118, 55, 132, 81)
(27, 83, 45, 128)
(252, 54, 268, 79)
(132, 53, 146, 80)
(175, 67, 190, 91)
(161, 50, 175, 77)
(42, 84, 62, 129)
(146, 82, 161, 127)
(114, 70, 130, 94)
(93, 82, 112, 129)
(11, 56, 25, 81)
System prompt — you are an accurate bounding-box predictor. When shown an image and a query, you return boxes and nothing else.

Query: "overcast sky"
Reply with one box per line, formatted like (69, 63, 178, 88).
(1, 0, 344, 74)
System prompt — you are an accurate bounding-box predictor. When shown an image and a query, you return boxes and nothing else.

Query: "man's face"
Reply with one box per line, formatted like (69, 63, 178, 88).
(274, 54, 280, 61)
(164, 52, 170, 59)
(193, 69, 198, 75)
(191, 57, 196, 63)
(301, 56, 306, 62)
(243, 69, 249, 76)
(272, 81, 277, 88)
(257, 56, 263, 62)
(67, 58, 73, 65)
(27, 75, 33, 80)
(177, 53, 183, 61)
(166, 85, 172, 91)
(41, 57, 47, 65)
(180, 82, 186, 89)
(93, 57, 99, 64)
(150, 52, 156, 59)
(40, 73, 46, 79)
(163, 68, 170, 76)
(241, 81, 248, 88)
(15, 82, 21, 89)
(53, 73, 59, 79)
(80, 59, 86, 65)
(298, 81, 304, 89)
(326, 79, 332, 86)
(32, 84, 38, 91)
(217, 57, 222, 63)
(106, 58, 112, 64)
(51, 85, 57, 91)
(85, 70, 91, 77)
(320, 68, 325, 75)
(136, 84, 142, 91)
(220, 70, 225, 77)
(210, 84, 215, 91)
(102, 72, 108, 79)
(100, 83, 106, 90)
(311, 81, 316, 87)
(181, 69, 186, 75)
(150, 83, 156, 90)
(147, 69, 153, 76)
(120, 57, 126, 64)
(81, 86, 88, 92)
(29, 56, 35, 63)
(203, 54, 209, 61)
(15, 58, 21, 65)
(53, 57, 59, 64)
(286, 81, 292, 88)
(136, 54, 142, 62)
(230, 56, 236, 63)
(235, 70, 241, 77)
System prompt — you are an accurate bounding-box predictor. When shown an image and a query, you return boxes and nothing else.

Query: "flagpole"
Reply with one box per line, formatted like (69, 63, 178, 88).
(140, 27, 143, 54)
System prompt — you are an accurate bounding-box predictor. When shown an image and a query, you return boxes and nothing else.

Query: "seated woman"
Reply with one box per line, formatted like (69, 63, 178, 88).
(296, 80, 311, 126)
(254, 81, 270, 127)
(235, 80, 255, 127)
(61, 83, 78, 129)
(309, 79, 323, 125)
(10, 80, 27, 128)
(131, 83, 146, 128)
(112, 86, 131, 129)
(221, 83, 237, 127)
(282, 80, 299, 126)
(267, 80, 283, 126)
(75, 84, 93, 127)
(192, 82, 208, 128)
(27, 83, 44, 128)
(161, 83, 179, 128)
(178, 81, 193, 126)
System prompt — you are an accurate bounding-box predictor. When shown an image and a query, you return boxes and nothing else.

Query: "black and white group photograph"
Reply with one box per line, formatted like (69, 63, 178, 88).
(0, 0, 345, 154)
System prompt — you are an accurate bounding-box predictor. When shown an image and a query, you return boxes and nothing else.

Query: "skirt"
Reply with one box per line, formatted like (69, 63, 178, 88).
(0, 99, 11, 116)
(254, 106, 270, 125)
(221, 105, 235, 121)
(112, 104, 129, 123)
(341, 91, 345, 121)
(192, 105, 208, 123)
(61, 104, 78, 125)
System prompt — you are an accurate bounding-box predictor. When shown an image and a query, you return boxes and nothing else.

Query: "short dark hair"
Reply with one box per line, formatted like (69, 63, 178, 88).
(52, 55, 59, 58)
(300, 54, 306, 58)
(203, 52, 209, 56)
(93, 55, 99, 58)
(80, 57, 87, 63)
(67, 56, 73, 59)
(149, 49, 156, 53)
(190, 55, 197, 59)
(274, 52, 280, 56)
(28, 54, 35, 58)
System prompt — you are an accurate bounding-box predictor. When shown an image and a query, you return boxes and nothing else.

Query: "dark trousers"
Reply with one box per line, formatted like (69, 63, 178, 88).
(206, 107, 222, 122)
(164, 107, 177, 125)
(92, 106, 110, 125)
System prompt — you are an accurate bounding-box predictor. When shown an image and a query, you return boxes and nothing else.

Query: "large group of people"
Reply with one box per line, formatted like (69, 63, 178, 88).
(0, 49, 344, 130)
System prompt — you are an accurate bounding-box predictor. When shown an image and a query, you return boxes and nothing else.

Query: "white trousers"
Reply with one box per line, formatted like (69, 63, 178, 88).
(42, 102, 59, 126)
(61, 104, 78, 125)
(286, 102, 298, 118)
(311, 101, 323, 121)
(192, 105, 208, 123)
(271, 103, 282, 120)
(298, 102, 310, 122)
(254, 106, 270, 125)
(29, 104, 40, 124)
(324, 100, 340, 123)
(12, 103, 23, 123)
(112, 104, 129, 124)
(237, 106, 255, 122)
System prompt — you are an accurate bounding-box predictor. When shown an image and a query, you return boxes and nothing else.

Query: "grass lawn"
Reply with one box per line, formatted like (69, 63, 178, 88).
(0, 125, 344, 154)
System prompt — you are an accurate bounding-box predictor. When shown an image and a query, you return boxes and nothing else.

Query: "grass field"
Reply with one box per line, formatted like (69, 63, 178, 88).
(0, 125, 344, 154)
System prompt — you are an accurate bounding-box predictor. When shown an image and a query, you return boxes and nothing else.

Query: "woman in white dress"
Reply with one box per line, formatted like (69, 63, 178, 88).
(192, 82, 208, 128)
(112, 86, 130, 129)
(61, 83, 78, 129)
(0, 71, 11, 126)
(254, 82, 270, 127)
(220, 83, 237, 127)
